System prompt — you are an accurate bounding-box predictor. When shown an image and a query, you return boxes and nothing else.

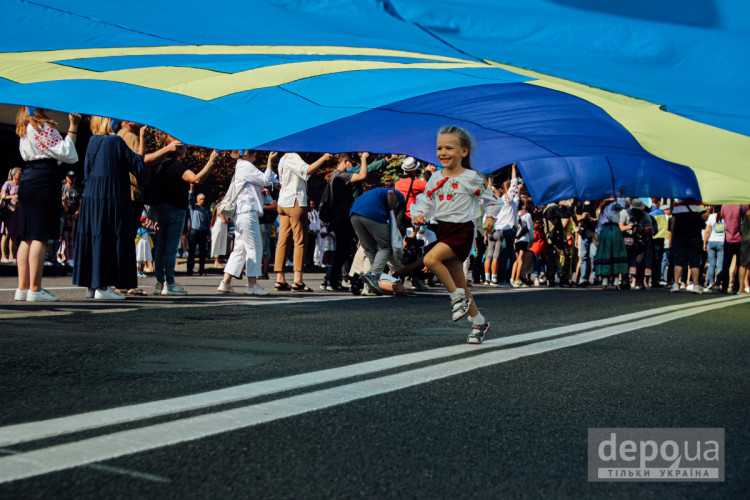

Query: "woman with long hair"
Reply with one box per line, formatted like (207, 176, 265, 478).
(1, 167, 23, 263)
(14, 107, 80, 302)
(73, 116, 145, 299)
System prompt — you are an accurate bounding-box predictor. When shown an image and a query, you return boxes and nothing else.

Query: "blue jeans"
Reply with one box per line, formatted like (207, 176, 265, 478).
(579, 236, 597, 281)
(706, 240, 724, 286)
(153, 204, 186, 285)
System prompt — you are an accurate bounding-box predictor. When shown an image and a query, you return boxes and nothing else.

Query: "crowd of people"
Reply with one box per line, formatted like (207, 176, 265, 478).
(4, 107, 750, 343)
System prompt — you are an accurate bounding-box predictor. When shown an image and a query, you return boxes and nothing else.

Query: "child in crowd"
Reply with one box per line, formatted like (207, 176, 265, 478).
(529, 219, 547, 286)
(135, 216, 153, 278)
(411, 126, 502, 344)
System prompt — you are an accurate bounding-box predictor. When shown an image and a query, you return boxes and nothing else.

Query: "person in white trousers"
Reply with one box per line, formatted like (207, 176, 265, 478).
(217, 150, 276, 295)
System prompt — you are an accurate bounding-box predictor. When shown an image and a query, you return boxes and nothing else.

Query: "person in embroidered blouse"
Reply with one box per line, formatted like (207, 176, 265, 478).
(272, 151, 331, 292)
(14, 107, 80, 302)
(411, 126, 502, 344)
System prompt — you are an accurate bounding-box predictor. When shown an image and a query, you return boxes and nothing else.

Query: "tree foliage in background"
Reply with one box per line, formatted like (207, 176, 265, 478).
(144, 128, 401, 204)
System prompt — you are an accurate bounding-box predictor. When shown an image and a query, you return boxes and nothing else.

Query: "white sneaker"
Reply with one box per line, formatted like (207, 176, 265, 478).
(217, 281, 235, 294)
(245, 283, 270, 296)
(14, 289, 27, 301)
(533, 278, 540, 287)
(85, 288, 95, 298)
(1, 257, 8, 264)
(670, 283, 680, 293)
(686, 284, 702, 294)
(27, 289, 59, 302)
(94, 288, 126, 300)
(162, 283, 187, 295)
(361, 284, 378, 296)
(154, 282, 164, 295)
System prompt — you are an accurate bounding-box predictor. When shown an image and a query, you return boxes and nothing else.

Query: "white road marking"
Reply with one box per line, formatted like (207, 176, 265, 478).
(0, 296, 746, 485)
(86, 464, 171, 483)
(0, 294, 743, 449)
(0, 448, 169, 484)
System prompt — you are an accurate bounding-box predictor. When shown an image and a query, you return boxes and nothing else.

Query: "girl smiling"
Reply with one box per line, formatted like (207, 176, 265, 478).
(412, 126, 503, 344)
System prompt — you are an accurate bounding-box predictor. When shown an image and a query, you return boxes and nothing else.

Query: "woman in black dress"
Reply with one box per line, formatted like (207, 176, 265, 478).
(73, 116, 144, 299)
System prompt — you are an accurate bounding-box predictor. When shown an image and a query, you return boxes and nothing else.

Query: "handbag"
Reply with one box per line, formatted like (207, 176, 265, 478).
(387, 210, 404, 271)
(217, 173, 239, 218)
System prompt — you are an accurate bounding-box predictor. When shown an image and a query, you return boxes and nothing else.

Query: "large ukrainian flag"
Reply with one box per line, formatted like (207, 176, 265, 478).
(1, 0, 748, 203)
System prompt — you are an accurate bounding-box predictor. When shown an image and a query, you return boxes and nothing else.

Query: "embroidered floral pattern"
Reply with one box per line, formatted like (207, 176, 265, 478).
(33, 126, 62, 152)
(426, 176, 449, 199)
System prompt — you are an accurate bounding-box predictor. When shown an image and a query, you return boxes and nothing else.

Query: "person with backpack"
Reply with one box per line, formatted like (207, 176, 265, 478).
(543, 200, 572, 287)
(318, 153, 368, 291)
(394, 157, 427, 228)
(622, 198, 654, 290)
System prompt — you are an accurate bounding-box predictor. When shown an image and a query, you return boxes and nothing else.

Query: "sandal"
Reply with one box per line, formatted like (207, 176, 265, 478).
(274, 282, 291, 291)
(291, 282, 313, 292)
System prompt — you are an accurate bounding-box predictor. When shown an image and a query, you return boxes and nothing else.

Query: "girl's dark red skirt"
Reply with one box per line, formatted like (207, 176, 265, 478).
(430, 220, 475, 261)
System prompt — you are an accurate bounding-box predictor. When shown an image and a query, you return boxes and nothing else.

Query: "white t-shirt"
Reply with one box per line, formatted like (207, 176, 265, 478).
(19, 123, 78, 164)
(411, 169, 502, 224)
(706, 213, 726, 243)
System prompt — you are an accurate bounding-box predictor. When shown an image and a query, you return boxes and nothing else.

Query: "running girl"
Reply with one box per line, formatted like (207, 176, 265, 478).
(411, 126, 503, 344)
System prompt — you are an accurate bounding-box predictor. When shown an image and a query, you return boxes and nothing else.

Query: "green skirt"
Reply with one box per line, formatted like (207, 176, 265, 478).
(595, 224, 629, 276)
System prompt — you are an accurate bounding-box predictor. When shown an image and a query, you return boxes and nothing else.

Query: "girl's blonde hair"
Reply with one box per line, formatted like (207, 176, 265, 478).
(89, 116, 115, 135)
(15, 107, 57, 137)
(438, 125, 475, 170)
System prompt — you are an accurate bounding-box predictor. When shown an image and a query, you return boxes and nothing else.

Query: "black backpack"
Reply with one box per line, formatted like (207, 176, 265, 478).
(318, 179, 334, 224)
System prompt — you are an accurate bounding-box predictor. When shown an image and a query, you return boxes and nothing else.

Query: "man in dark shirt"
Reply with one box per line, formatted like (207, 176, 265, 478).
(320, 153, 368, 290)
(669, 199, 708, 293)
(543, 201, 572, 286)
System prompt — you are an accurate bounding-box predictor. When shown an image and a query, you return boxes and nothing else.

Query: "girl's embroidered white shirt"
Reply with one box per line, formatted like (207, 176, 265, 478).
(411, 169, 502, 223)
(19, 123, 78, 164)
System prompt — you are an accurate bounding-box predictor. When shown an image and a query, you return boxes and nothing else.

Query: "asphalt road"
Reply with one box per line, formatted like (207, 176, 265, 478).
(1, 268, 749, 499)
